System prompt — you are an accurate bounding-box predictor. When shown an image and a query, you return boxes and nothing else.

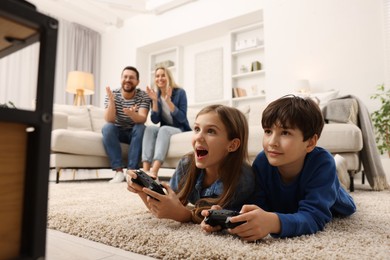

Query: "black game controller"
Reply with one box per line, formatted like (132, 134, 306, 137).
(131, 170, 165, 198)
(204, 209, 246, 229)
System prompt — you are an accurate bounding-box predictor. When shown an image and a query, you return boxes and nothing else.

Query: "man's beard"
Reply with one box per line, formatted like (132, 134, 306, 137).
(122, 84, 136, 93)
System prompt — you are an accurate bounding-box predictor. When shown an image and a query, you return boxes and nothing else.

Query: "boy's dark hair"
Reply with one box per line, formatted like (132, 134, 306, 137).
(122, 66, 139, 80)
(262, 95, 324, 141)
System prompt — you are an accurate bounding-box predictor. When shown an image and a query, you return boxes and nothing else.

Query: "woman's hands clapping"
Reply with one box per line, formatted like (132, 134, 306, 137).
(146, 86, 158, 102)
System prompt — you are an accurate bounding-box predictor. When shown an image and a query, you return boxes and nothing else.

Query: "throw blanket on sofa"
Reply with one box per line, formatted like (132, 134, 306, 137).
(323, 95, 389, 191)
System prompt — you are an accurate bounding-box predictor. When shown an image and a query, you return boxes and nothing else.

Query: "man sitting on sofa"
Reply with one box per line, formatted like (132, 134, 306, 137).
(102, 66, 151, 183)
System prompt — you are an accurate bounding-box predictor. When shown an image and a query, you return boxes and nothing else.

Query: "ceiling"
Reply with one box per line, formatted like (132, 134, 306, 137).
(27, 0, 196, 32)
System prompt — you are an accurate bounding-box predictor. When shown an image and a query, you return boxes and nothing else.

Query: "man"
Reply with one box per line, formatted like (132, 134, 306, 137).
(102, 66, 151, 183)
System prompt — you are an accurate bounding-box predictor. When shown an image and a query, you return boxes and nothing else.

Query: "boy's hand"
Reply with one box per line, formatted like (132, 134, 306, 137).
(228, 205, 280, 241)
(200, 205, 222, 233)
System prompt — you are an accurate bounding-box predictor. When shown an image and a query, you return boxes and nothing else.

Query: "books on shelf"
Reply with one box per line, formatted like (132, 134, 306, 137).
(232, 87, 247, 98)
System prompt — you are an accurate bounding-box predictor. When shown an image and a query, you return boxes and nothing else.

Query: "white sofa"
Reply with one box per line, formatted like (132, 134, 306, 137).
(51, 102, 363, 187)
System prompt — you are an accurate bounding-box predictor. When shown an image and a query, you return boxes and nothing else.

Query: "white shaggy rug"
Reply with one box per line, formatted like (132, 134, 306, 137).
(47, 181, 390, 259)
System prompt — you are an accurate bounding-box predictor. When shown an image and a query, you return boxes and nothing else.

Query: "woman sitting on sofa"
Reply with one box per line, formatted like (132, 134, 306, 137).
(127, 105, 256, 223)
(142, 67, 191, 179)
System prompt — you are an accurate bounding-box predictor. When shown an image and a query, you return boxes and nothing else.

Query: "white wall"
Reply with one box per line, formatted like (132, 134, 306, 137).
(101, 0, 385, 113)
(182, 36, 230, 104)
(100, 0, 263, 106)
(264, 0, 385, 112)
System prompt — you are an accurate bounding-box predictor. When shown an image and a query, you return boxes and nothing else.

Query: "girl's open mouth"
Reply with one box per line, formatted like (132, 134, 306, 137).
(196, 148, 208, 158)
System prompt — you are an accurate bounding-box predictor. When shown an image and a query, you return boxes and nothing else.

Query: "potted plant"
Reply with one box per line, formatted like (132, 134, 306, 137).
(370, 84, 390, 157)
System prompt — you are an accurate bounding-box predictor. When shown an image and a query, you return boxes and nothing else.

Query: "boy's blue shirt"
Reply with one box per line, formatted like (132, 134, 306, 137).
(251, 147, 356, 238)
(170, 156, 255, 211)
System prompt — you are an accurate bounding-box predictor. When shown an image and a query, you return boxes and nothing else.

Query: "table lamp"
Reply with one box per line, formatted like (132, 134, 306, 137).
(66, 71, 95, 106)
(295, 79, 311, 96)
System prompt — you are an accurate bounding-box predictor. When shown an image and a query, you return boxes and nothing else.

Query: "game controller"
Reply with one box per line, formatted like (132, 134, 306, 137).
(204, 209, 246, 229)
(131, 170, 165, 198)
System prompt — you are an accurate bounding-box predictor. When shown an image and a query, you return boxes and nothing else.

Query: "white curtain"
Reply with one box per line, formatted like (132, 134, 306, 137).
(0, 18, 101, 109)
(55, 19, 101, 105)
(0, 43, 39, 110)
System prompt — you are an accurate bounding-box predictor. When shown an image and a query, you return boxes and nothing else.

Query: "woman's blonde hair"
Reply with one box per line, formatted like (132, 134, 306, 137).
(154, 66, 179, 89)
(176, 104, 250, 223)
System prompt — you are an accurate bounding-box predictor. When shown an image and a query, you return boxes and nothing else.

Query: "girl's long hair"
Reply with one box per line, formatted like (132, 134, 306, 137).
(176, 104, 250, 222)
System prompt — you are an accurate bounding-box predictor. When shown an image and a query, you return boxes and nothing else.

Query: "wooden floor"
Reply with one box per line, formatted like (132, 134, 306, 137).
(46, 229, 155, 260)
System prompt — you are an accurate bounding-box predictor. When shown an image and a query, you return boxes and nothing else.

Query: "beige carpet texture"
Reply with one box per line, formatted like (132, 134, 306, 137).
(47, 181, 390, 259)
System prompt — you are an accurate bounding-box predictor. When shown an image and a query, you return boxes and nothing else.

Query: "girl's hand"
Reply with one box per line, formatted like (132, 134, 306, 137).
(227, 205, 279, 241)
(200, 205, 222, 233)
(143, 182, 191, 222)
(126, 170, 144, 194)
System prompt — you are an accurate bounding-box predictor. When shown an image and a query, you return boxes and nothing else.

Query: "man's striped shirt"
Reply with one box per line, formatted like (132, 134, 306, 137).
(104, 88, 151, 129)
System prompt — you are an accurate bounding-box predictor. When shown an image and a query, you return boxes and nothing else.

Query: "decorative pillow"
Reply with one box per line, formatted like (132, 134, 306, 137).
(87, 105, 106, 133)
(311, 89, 340, 109)
(236, 105, 250, 121)
(53, 104, 92, 131)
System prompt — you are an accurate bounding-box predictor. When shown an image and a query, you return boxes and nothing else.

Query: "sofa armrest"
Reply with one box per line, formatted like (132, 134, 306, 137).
(52, 112, 68, 130)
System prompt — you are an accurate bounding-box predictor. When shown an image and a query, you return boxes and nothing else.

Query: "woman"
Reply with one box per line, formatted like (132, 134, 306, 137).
(142, 67, 191, 179)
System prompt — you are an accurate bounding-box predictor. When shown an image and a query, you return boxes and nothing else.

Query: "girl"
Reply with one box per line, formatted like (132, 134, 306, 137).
(142, 67, 191, 179)
(127, 104, 255, 223)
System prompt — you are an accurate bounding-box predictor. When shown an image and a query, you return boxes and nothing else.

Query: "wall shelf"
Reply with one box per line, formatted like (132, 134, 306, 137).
(148, 46, 182, 86)
(232, 69, 265, 79)
(231, 45, 264, 56)
(137, 11, 265, 109)
(230, 21, 265, 106)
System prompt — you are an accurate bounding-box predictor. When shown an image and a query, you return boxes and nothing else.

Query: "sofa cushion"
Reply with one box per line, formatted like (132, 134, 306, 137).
(248, 103, 267, 127)
(166, 131, 193, 158)
(248, 126, 263, 160)
(51, 129, 129, 157)
(52, 112, 68, 130)
(88, 105, 106, 133)
(50, 153, 111, 168)
(236, 104, 250, 121)
(53, 104, 92, 131)
(186, 107, 198, 129)
(166, 125, 263, 163)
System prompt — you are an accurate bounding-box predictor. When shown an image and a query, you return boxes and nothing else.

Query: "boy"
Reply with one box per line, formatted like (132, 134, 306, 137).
(204, 95, 356, 240)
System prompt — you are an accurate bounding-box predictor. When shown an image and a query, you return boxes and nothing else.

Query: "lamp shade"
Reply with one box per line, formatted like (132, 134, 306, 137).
(294, 79, 311, 94)
(66, 71, 95, 95)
